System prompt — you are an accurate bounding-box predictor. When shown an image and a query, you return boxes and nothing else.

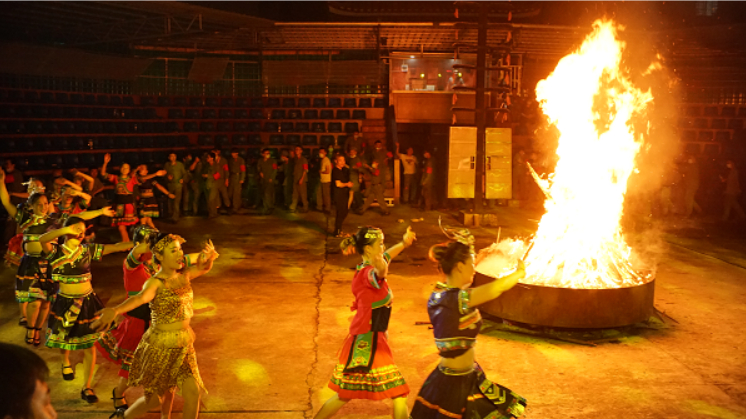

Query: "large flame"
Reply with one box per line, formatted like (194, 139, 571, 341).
(478, 20, 657, 289)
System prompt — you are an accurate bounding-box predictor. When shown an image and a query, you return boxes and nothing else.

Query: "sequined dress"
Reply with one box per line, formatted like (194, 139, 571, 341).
(128, 277, 206, 398)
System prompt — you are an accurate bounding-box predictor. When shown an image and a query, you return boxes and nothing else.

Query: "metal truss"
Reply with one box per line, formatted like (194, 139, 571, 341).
(68, 14, 204, 46)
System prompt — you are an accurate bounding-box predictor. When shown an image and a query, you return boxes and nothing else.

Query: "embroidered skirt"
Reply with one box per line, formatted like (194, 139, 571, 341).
(139, 196, 160, 218)
(96, 313, 147, 379)
(5, 233, 22, 268)
(328, 332, 409, 400)
(46, 290, 105, 350)
(410, 363, 527, 419)
(112, 202, 138, 227)
(128, 326, 207, 398)
(15, 253, 52, 303)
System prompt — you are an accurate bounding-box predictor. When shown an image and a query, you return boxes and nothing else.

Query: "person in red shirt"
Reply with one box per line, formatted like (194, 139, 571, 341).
(314, 226, 416, 419)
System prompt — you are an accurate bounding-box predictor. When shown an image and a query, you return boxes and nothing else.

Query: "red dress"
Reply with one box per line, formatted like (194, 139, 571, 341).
(95, 252, 154, 378)
(106, 174, 139, 227)
(327, 253, 410, 400)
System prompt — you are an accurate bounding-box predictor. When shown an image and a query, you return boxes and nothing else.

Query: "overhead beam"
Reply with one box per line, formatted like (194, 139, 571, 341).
(67, 14, 204, 46)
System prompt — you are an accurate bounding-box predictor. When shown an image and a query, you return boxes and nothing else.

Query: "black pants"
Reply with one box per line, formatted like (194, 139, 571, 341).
(334, 193, 348, 234)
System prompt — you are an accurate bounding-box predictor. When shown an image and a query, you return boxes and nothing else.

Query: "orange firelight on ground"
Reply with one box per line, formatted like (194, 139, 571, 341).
(478, 19, 659, 289)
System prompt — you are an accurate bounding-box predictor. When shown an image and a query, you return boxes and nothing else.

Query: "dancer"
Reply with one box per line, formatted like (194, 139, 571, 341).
(39, 217, 133, 403)
(314, 226, 416, 419)
(101, 154, 136, 242)
(410, 227, 527, 419)
(93, 234, 219, 419)
(96, 225, 202, 413)
(136, 165, 172, 229)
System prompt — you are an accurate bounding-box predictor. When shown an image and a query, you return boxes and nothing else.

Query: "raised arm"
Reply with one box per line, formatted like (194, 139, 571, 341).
(56, 177, 82, 192)
(384, 226, 416, 261)
(91, 278, 161, 332)
(103, 241, 134, 256)
(101, 153, 111, 177)
(67, 188, 91, 206)
(185, 240, 219, 280)
(142, 169, 167, 181)
(469, 260, 525, 307)
(75, 206, 115, 221)
(73, 170, 95, 192)
(39, 224, 83, 254)
(0, 169, 18, 218)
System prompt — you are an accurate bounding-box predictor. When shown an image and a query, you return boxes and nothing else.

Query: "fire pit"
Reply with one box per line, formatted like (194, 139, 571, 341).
(473, 271, 655, 329)
(472, 20, 661, 329)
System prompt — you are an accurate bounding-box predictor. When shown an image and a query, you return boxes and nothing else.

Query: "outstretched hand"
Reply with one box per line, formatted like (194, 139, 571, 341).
(403, 226, 416, 247)
(100, 206, 116, 217)
(91, 308, 116, 332)
(201, 239, 219, 261)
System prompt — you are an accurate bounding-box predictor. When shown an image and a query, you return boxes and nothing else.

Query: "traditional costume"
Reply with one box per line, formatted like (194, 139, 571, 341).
(95, 251, 156, 378)
(137, 177, 160, 219)
(45, 243, 107, 350)
(409, 286, 527, 418)
(106, 173, 139, 227)
(14, 204, 59, 302)
(127, 234, 206, 398)
(327, 251, 409, 400)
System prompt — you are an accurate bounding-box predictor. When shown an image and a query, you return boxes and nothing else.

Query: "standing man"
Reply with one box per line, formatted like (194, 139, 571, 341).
(346, 148, 364, 211)
(204, 153, 227, 218)
(332, 154, 352, 237)
(682, 156, 702, 218)
(420, 150, 435, 211)
(396, 144, 418, 204)
(316, 148, 332, 213)
(188, 154, 203, 216)
(258, 148, 278, 215)
(289, 146, 309, 213)
(345, 129, 365, 156)
(164, 152, 188, 223)
(212, 151, 231, 214)
(721, 159, 746, 222)
(281, 149, 295, 209)
(356, 141, 390, 216)
(228, 149, 246, 215)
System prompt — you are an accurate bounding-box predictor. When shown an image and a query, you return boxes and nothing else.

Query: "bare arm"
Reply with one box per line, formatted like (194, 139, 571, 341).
(39, 225, 83, 254)
(101, 153, 111, 177)
(384, 227, 416, 261)
(469, 260, 525, 307)
(0, 169, 17, 218)
(142, 170, 167, 181)
(57, 177, 82, 192)
(153, 182, 172, 197)
(74, 170, 95, 191)
(75, 206, 114, 221)
(103, 241, 134, 256)
(185, 240, 219, 280)
(91, 278, 161, 332)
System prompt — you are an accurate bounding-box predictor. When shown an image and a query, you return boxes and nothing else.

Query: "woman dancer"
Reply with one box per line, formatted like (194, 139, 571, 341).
(314, 226, 416, 419)
(93, 234, 218, 419)
(39, 217, 133, 403)
(410, 228, 527, 419)
(136, 165, 173, 229)
(96, 225, 201, 413)
(102, 154, 165, 242)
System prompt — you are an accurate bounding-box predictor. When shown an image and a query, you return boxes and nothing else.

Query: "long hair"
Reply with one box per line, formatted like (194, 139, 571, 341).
(340, 226, 381, 256)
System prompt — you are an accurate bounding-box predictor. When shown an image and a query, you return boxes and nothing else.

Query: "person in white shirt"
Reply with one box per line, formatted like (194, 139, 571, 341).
(397, 143, 418, 204)
(316, 148, 333, 213)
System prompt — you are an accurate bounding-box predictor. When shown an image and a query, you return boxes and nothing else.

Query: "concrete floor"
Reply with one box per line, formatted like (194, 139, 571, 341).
(1, 206, 746, 419)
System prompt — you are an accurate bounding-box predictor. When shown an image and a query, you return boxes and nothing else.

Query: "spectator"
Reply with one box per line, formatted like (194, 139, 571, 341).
(289, 146, 309, 213)
(164, 152, 188, 223)
(346, 148, 364, 211)
(212, 151, 232, 214)
(345, 129, 365, 156)
(420, 150, 435, 211)
(356, 141, 390, 216)
(720, 159, 746, 222)
(332, 153, 352, 237)
(281, 149, 294, 209)
(316, 148, 332, 213)
(396, 144, 418, 204)
(0, 342, 57, 419)
(228, 149, 246, 215)
(682, 156, 703, 218)
(205, 152, 230, 218)
(258, 148, 278, 215)
(188, 154, 204, 216)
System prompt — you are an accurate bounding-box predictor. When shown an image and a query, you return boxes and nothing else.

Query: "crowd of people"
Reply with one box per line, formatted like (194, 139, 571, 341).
(1, 130, 441, 245)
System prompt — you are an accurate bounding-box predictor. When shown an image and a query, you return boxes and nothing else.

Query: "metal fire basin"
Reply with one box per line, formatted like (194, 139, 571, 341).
(473, 272, 655, 329)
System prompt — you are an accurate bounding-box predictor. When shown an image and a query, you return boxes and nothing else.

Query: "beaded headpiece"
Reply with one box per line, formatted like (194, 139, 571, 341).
(153, 234, 185, 255)
(363, 228, 383, 240)
(23, 180, 45, 195)
(438, 216, 475, 253)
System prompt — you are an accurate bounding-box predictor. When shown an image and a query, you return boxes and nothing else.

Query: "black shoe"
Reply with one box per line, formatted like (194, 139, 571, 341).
(33, 327, 42, 346)
(62, 364, 75, 381)
(112, 388, 128, 410)
(25, 327, 34, 345)
(19, 317, 27, 326)
(81, 388, 98, 404)
(109, 407, 126, 419)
